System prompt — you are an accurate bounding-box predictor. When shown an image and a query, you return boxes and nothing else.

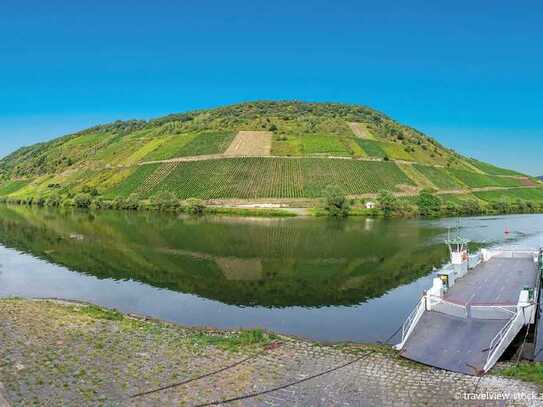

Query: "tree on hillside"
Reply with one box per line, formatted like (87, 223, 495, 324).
(126, 193, 142, 210)
(185, 198, 206, 215)
(416, 190, 441, 217)
(46, 192, 62, 207)
(82, 185, 99, 197)
(377, 190, 398, 217)
(323, 185, 351, 217)
(152, 192, 178, 211)
(460, 199, 483, 216)
(492, 199, 511, 214)
(74, 193, 92, 208)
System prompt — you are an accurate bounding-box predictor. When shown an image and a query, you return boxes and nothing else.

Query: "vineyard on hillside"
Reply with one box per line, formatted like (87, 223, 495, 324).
(355, 140, 386, 158)
(170, 131, 235, 157)
(0, 180, 31, 196)
(473, 188, 543, 202)
(467, 159, 524, 177)
(299, 135, 351, 156)
(1, 102, 536, 205)
(111, 158, 415, 199)
(413, 165, 464, 190)
(447, 169, 525, 188)
(136, 162, 179, 196)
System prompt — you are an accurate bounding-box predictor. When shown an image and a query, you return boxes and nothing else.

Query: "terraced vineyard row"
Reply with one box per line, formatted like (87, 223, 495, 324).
(136, 162, 179, 195)
(468, 159, 524, 177)
(473, 188, 543, 202)
(115, 158, 414, 199)
(147, 158, 306, 199)
(413, 165, 464, 190)
(448, 169, 525, 188)
(106, 165, 158, 197)
(412, 165, 528, 190)
(300, 158, 414, 197)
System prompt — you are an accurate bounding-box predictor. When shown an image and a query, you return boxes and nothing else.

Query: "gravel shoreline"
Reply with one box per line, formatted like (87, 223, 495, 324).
(0, 298, 541, 406)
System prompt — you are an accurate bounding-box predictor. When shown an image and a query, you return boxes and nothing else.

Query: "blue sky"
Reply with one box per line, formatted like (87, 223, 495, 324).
(1, 1, 542, 174)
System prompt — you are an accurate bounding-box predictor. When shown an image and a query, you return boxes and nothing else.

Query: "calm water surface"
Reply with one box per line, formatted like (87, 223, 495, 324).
(0, 205, 542, 342)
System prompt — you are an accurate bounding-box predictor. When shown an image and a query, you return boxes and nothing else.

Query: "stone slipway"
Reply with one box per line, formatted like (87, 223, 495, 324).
(0, 299, 541, 406)
(0, 383, 10, 407)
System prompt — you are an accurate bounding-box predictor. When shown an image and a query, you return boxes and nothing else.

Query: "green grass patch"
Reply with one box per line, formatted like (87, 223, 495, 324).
(473, 188, 543, 202)
(189, 329, 275, 352)
(299, 135, 351, 156)
(143, 133, 198, 161)
(468, 159, 525, 176)
(74, 305, 124, 321)
(271, 135, 303, 156)
(345, 139, 366, 157)
(499, 363, 543, 389)
(379, 142, 413, 161)
(438, 192, 482, 205)
(0, 180, 32, 196)
(354, 139, 387, 158)
(311, 207, 372, 217)
(206, 207, 297, 217)
(176, 131, 235, 156)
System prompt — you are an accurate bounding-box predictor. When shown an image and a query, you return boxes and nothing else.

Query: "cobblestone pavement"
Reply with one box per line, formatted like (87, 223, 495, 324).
(0, 382, 10, 407)
(1, 299, 542, 406)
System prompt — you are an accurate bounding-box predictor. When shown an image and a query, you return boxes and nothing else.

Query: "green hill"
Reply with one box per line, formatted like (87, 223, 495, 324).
(0, 101, 539, 204)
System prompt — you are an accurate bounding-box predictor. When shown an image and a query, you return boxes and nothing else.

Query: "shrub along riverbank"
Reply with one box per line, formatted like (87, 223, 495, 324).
(0, 192, 297, 218)
(1, 187, 543, 219)
(318, 188, 543, 218)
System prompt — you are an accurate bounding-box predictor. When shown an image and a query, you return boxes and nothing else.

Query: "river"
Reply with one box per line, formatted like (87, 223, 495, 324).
(0, 204, 542, 342)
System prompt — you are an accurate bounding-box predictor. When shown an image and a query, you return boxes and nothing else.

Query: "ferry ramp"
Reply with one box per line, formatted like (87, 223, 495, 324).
(399, 255, 539, 375)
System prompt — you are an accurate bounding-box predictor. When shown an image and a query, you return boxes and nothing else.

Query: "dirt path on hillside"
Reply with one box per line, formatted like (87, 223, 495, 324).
(139, 154, 442, 166)
(225, 131, 272, 156)
(348, 122, 374, 139)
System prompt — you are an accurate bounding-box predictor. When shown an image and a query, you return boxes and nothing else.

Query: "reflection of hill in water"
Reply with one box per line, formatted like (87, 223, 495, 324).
(0, 205, 448, 307)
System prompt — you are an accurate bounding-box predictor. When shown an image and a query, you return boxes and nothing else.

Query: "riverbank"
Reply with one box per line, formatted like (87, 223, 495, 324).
(3, 186, 543, 219)
(0, 299, 541, 406)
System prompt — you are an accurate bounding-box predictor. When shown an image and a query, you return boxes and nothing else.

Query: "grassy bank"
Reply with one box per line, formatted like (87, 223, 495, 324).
(205, 206, 297, 217)
(499, 363, 543, 390)
(2, 185, 543, 219)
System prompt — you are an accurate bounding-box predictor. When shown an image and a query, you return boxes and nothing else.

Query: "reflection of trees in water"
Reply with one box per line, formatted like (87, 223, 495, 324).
(0, 205, 448, 307)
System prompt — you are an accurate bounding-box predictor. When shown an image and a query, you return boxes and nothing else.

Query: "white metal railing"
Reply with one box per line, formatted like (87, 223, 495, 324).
(431, 298, 468, 318)
(470, 304, 517, 320)
(487, 247, 539, 259)
(426, 294, 442, 309)
(398, 296, 426, 348)
(468, 253, 481, 269)
(428, 295, 517, 320)
(484, 308, 524, 371)
(439, 264, 455, 274)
